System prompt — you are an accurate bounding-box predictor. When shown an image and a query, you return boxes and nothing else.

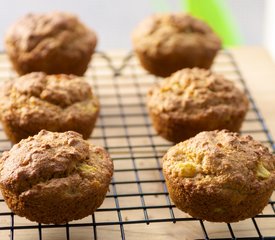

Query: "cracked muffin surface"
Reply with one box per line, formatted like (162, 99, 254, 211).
(5, 11, 97, 75)
(163, 130, 275, 222)
(147, 68, 249, 142)
(0, 130, 113, 224)
(0, 72, 99, 143)
(132, 13, 221, 77)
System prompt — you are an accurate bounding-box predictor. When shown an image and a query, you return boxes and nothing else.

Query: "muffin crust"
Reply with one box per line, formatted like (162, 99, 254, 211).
(0, 72, 99, 143)
(5, 12, 97, 76)
(147, 68, 249, 142)
(163, 130, 275, 222)
(132, 13, 221, 77)
(0, 130, 113, 224)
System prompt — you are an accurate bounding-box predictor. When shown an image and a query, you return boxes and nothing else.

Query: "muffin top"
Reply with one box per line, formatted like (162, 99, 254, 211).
(132, 13, 221, 56)
(0, 130, 113, 196)
(163, 130, 275, 193)
(4, 72, 93, 106)
(147, 68, 249, 119)
(5, 11, 97, 54)
(0, 72, 99, 135)
(0, 71, 98, 111)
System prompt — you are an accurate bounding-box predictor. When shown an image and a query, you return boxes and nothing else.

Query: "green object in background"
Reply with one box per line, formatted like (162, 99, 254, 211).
(150, 0, 243, 47)
(182, 0, 243, 47)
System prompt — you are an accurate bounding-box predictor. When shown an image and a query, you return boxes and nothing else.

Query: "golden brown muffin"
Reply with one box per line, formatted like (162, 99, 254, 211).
(0, 130, 113, 224)
(132, 13, 221, 77)
(5, 12, 97, 76)
(0, 72, 99, 143)
(147, 68, 249, 143)
(163, 130, 275, 223)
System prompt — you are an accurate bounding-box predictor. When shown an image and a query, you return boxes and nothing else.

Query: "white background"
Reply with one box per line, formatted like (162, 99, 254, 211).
(264, 0, 275, 59)
(0, 0, 267, 51)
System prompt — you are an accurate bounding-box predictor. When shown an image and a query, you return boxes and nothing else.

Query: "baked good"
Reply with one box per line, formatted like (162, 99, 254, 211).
(163, 130, 275, 222)
(147, 68, 249, 143)
(0, 130, 113, 224)
(132, 13, 221, 77)
(0, 72, 99, 143)
(5, 11, 97, 76)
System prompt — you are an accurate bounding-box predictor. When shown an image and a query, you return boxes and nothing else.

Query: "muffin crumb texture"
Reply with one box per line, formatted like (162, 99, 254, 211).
(147, 68, 249, 142)
(0, 130, 113, 224)
(0, 72, 99, 143)
(5, 11, 97, 75)
(163, 130, 275, 222)
(132, 13, 221, 77)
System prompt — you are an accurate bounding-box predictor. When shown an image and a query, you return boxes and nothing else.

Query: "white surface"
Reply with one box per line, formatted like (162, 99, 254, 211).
(264, 0, 275, 60)
(0, 0, 156, 51)
(0, 0, 266, 51)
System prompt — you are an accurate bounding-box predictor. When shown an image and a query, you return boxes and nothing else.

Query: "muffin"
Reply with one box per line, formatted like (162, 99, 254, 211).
(0, 72, 99, 143)
(147, 68, 249, 143)
(5, 11, 97, 76)
(0, 130, 113, 224)
(132, 13, 221, 77)
(163, 130, 275, 222)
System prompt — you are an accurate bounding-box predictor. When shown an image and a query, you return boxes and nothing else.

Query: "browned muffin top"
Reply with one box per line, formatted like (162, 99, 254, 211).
(147, 68, 249, 118)
(5, 11, 97, 53)
(132, 13, 221, 56)
(163, 130, 275, 193)
(9, 72, 93, 108)
(0, 130, 113, 196)
(0, 72, 99, 125)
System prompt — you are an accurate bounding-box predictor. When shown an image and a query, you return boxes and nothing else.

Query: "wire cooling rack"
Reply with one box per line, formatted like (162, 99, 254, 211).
(0, 51, 274, 240)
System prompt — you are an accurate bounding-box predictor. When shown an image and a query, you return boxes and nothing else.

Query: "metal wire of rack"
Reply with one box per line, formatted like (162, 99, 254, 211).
(0, 51, 274, 240)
